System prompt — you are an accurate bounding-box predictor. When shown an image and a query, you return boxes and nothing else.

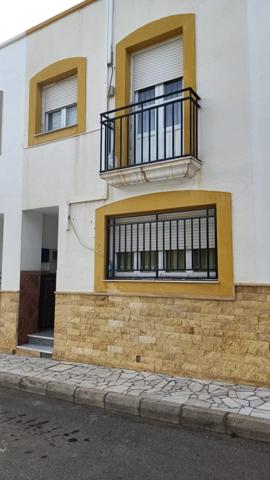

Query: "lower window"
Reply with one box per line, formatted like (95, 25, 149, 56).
(107, 207, 217, 280)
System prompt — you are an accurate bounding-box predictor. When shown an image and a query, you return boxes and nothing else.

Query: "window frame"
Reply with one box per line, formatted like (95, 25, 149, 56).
(107, 207, 218, 281)
(95, 191, 234, 299)
(28, 57, 86, 146)
(45, 102, 77, 132)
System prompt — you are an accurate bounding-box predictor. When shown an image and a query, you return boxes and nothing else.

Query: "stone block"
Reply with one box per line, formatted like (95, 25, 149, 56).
(181, 405, 226, 433)
(140, 398, 181, 424)
(21, 376, 48, 395)
(46, 381, 76, 402)
(0, 373, 23, 390)
(105, 392, 141, 416)
(226, 413, 270, 443)
(75, 386, 105, 408)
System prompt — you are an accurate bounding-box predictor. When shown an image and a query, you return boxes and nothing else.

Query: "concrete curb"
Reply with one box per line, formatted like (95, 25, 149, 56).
(1, 372, 270, 443)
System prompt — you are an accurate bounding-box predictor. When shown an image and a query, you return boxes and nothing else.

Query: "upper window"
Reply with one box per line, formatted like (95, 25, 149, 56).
(42, 75, 77, 132)
(28, 57, 86, 146)
(129, 37, 184, 165)
(107, 207, 217, 281)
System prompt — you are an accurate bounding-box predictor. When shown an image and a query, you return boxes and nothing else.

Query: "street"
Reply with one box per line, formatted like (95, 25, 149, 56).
(0, 387, 270, 480)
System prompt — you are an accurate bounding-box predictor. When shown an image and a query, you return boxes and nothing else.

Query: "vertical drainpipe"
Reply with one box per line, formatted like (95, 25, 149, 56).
(106, 0, 114, 110)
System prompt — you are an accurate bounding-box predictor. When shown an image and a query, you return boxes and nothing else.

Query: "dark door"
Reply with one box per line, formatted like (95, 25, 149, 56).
(38, 273, 56, 330)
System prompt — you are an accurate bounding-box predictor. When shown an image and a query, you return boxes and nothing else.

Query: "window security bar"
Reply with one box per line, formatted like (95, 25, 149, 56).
(107, 207, 217, 281)
(100, 87, 200, 173)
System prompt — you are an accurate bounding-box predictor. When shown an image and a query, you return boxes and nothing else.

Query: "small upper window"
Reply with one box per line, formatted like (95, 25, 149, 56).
(42, 75, 77, 132)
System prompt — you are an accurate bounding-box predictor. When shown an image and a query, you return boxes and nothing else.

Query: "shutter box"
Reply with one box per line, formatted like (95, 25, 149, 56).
(131, 36, 183, 93)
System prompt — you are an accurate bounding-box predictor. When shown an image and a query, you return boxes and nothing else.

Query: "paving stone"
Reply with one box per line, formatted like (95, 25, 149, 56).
(222, 398, 240, 409)
(257, 402, 270, 411)
(250, 399, 265, 408)
(47, 364, 74, 372)
(1, 353, 270, 427)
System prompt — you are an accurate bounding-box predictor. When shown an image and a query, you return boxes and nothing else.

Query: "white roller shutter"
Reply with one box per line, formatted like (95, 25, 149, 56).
(113, 209, 216, 253)
(42, 75, 77, 115)
(132, 36, 183, 92)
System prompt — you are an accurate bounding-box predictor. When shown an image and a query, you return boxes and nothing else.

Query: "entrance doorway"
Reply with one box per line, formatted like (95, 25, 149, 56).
(18, 207, 58, 355)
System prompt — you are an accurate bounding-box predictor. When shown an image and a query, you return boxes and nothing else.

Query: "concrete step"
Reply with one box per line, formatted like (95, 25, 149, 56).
(16, 343, 53, 358)
(27, 333, 54, 348)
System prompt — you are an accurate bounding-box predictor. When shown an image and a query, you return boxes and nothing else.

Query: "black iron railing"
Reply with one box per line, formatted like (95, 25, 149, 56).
(100, 87, 200, 173)
(107, 207, 217, 281)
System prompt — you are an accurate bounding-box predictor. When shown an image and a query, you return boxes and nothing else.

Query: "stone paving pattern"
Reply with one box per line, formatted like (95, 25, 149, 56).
(1, 354, 270, 420)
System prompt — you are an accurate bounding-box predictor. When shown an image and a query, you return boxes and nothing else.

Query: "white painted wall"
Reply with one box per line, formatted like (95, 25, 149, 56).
(247, 0, 270, 284)
(1, 0, 269, 292)
(0, 215, 4, 281)
(0, 36, 25, 290)
(20, 211, 42, 271)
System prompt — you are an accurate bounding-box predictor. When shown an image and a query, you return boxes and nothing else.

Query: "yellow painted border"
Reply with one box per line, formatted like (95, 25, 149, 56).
(115, 14, 196, 162)
(28, 57, 86, 146)
(115, 14, 196, 108)
(94, 191, 234, 299)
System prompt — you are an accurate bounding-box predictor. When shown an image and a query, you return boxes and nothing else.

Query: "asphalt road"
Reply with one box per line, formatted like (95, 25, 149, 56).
(0, 387, 270, 480)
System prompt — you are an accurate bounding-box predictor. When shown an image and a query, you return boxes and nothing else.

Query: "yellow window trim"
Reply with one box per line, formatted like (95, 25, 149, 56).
(28, 57, 86, 146)
(115, 14, 196, 164)
(94, 191, 234, 299)
(115, 14, 196, 109)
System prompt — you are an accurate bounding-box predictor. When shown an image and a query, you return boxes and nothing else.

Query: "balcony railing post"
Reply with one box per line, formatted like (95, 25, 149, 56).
(100, 114, 103, 172)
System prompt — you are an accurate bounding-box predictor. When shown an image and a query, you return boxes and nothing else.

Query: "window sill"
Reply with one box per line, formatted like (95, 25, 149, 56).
(104, 279, 220, 284)
(34, 124, 78, 137)
(29, 123, 81, 146)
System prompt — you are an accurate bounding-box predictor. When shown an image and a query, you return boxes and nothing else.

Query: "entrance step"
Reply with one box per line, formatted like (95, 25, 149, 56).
(27, 333, 54, 348)
(16, 344, 53, 358)
(17, 329, 54, 358)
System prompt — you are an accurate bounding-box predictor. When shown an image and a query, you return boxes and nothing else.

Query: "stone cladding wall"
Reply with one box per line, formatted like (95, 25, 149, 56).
(0, 292, 18, 353)
(53, 286, 270, 386)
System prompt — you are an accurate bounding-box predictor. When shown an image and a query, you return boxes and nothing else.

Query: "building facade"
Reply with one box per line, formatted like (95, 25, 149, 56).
(0, 0, 270, 385)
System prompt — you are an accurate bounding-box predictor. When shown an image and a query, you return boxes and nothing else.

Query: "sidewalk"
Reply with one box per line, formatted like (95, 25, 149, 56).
(0, 353, 270, 443)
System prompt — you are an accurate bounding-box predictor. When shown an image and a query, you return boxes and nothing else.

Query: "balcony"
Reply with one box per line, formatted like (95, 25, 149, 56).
(100, 88, 201, 187)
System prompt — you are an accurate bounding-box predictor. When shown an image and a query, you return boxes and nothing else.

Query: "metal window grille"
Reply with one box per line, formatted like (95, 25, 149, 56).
(107, 207, 217, 281)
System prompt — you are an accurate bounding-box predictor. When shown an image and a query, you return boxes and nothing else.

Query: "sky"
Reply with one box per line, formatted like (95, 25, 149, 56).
(0, 0, 83, 44)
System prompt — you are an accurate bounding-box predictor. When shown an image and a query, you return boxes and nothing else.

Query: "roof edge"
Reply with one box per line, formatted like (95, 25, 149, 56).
(26, 0, 98, 35)
(0, 32, 26, 50)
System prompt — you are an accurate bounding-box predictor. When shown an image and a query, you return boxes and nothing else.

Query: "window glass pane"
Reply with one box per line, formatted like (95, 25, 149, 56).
(141, 251, 158, 271)
(192, 249, 216, 271)
(47, 110, 62, 131)
(164, 78, 182, 127)
(166, 250, 185, 271)
(117, 252, 133, 272)
(137, 87, 156, 134)
(66, 105, 77, 126)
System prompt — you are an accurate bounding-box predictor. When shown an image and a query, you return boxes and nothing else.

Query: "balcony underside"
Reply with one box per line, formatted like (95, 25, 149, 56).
(100, 156, 202, 188)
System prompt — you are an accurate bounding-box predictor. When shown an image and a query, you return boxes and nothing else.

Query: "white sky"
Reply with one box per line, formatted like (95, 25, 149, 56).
(1, 0, 83, 44)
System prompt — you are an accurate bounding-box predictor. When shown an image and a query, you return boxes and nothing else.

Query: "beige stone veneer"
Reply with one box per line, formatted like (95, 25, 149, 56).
(0, 292, 18, 353)
(54, 285, 270, 386)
